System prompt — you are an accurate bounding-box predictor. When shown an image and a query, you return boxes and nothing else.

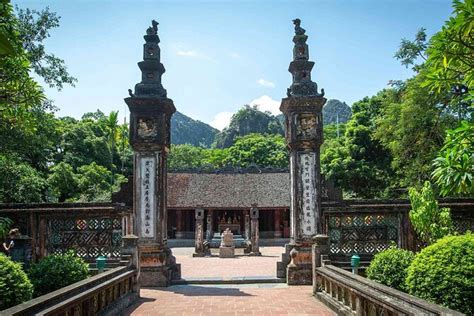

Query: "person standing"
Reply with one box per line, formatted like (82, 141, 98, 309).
(1, 228, 19, 256)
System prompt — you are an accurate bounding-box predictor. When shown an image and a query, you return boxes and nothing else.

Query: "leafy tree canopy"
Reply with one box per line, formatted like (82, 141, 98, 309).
(214, 105, 283, 148)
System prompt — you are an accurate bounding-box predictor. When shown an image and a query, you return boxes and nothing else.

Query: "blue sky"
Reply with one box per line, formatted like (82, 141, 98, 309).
(15, 0, 453, 130)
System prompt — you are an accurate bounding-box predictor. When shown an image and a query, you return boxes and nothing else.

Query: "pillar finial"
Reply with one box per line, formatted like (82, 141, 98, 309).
(287, 18, 324, 98)
(131, 19, 167, 98)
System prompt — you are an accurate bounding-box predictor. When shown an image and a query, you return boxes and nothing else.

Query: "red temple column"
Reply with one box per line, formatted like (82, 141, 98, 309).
(176, 210, 185, 239)
(274, 209, 282, 238)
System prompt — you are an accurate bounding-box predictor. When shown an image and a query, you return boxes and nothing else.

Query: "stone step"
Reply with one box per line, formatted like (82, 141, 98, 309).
(171, 276, 285, 285)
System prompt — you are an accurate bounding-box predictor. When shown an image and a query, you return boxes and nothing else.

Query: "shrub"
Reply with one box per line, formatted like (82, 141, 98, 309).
(0, 254, 33, 310)
(366, 247, 415, 292)
(406, 233, 474, 314)
(28, 251, 89, 297)
(408, 181, 452, 245)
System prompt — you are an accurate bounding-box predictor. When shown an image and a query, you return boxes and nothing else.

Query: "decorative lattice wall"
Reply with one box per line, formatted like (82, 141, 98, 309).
(47, 217, 123, 260)
(327, 212, 400, 255)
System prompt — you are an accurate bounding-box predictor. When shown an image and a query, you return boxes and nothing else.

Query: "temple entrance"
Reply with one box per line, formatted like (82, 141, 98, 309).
(166, 206, 290, 281)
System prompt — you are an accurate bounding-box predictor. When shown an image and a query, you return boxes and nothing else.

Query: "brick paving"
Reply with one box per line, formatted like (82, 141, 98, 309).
(172, 246, 283, 279)
(125, 284, 336, 315)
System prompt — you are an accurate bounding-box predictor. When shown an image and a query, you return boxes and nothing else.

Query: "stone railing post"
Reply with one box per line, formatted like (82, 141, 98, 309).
(121, 234, 140, 293)
(249, 204, 261, 256)
(312, 234, 329, 294)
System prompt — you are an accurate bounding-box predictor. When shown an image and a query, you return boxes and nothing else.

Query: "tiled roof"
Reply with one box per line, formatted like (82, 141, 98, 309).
(168, 173, 290, 208)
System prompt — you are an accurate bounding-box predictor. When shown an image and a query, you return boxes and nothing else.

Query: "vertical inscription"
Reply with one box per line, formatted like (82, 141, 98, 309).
(140, 156, 155, 238)
(299, 152, 316, 237)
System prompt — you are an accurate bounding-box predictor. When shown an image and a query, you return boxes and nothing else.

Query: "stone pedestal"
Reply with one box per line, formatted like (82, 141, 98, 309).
(249, 205, 261, 256)
(125, 20, 180, 287)
(219, 246, 235, 258)
(219, 228, 235, 258)
(277, 19, 326, 285)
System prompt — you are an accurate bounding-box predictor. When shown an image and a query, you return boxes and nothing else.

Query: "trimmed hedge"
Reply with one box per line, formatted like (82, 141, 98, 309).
(406, 233, 474, 314)
(28, 251, 89, 297)
(0, 254, 33, 310)
(366, 247, 415, 292)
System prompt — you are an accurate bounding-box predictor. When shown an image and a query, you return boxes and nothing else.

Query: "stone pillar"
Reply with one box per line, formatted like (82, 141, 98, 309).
(274, 209, 282, 238)
(206, 210, 213, 241)
(175, 210, 185, 239)
(278, 19, 327, 285)
(244, 213, 250, 240)
(249, 204, 261, 256)
(193, 208, 208, 257)
(125, 20, 180, 287)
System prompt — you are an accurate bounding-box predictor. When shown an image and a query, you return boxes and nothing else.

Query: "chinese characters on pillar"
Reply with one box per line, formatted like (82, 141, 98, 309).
(299, 152, 316, 237)
(140, 156, 156, 238)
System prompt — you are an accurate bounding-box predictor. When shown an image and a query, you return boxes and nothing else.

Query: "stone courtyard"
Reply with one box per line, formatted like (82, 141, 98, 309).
(126, 284, 335, 315)
(173, 246, 282, 280)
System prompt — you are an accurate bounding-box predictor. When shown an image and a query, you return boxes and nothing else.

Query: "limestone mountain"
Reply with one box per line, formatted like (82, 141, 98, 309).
(323, 99, 352, 125)
(171, 111, 218, 147)
(214, 105, 284, 148)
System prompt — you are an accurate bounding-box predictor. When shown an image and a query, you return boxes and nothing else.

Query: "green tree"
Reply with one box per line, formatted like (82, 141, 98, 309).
(214, 105, 283, 148)
(168, 144, 208, 170)
(0, 154, 46, 203)
(76, 162, 125, 202)
(322, 92, 394, 198)
(394, 1, 473, 116)
(47, 162, 79, 202)
(223, 133, 288, 168)
(374, 72, 456, 188)
(15, 6, 77, 90)
(432, 120, 474, 196)
(105, 111, 119, 189)
(409, 181, 453, 245)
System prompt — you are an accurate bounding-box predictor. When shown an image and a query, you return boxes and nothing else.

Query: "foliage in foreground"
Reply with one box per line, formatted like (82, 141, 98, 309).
(408, 181, 453, 245)
(432, 120, 474, 197)
(366, 247, 415, 292)
(28, 251, 89, 297)
(0, 254, 33, 310)
(406, 233, 474, 314)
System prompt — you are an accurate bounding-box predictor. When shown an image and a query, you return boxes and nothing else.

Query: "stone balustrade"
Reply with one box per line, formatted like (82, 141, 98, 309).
(2, 266, 138, 315)
(313, 264, 464, 315)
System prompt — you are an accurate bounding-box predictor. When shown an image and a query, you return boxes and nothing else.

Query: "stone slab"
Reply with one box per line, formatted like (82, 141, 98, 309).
(219, 246, 235, 258)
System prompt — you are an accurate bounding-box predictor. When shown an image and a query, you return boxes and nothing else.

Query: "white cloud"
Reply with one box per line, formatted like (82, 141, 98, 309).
(257, 78, 275, 88)
(177, 50, 198, 57)
(230, 52, 240, 58)
(176, 50, 213, 61)
(209, 111, 234, 131)
(249, 95, 280, 115)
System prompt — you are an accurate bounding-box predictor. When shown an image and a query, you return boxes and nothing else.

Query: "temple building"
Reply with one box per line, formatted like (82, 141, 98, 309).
(113, 168, 341, 241)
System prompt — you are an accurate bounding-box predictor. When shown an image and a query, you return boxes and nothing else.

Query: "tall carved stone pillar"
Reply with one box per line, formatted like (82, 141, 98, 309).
(175, 210, 185, 239)
(244, 212, 251, 254)
(277, 19, 327, 285)
(244, 213, 250, 240)
(125, 20, 180, 287)
(249, 205, 261, 256)
(274, 209, 282, 238)
(193, 208, 208, 257)
(206, 211, 213, 241)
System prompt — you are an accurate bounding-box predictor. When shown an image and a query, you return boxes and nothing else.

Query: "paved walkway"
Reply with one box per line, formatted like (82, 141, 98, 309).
(125, 284, 335, 315)
(172, 246, 282, 279)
